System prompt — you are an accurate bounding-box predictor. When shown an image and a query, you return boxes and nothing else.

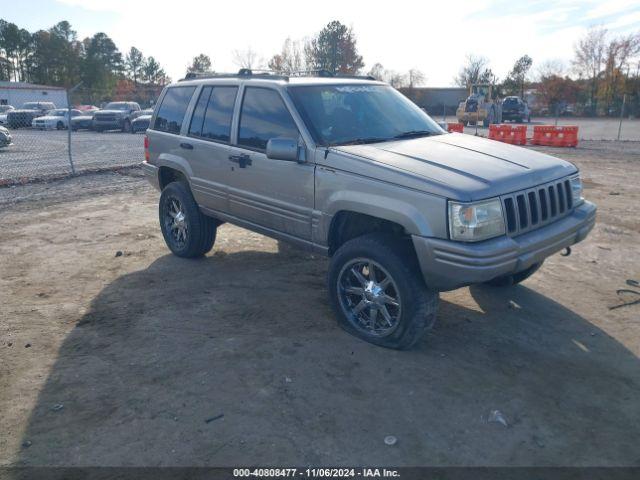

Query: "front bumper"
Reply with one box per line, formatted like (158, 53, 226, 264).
(412, 201, 596, 291)
(502, 111, 522, 119)
(93, 119, 124, 130)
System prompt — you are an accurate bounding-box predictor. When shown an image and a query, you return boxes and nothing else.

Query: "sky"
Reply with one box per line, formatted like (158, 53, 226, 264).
(2, 0, 640, 86)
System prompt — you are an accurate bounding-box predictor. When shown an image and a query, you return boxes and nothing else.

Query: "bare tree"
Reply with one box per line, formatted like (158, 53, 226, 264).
(454, 54, 492, 88)
(268, 38, 305, 74)
(232, 47, 264, 70)
(601, 33, 640, 114)
(536, 59, 567, 80)
(387, 71, 408, 88)
(573, 27, 607, 115)
(367, 62, 385, 81)
(408, 69, 426, 88)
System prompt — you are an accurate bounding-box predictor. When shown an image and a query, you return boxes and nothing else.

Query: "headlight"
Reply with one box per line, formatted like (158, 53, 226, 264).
(570, 175, 583, 206)
(448, 198, 505, 242)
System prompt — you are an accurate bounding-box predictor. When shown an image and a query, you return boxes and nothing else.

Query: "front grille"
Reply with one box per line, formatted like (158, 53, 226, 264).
(501, 177, 573, 236)
(95, 114, 116, 122)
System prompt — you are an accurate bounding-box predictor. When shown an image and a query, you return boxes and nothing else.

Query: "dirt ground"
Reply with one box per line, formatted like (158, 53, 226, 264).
(1, 140, 639, 467)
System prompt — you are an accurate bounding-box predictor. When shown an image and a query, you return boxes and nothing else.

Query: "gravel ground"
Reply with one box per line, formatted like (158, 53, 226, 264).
(0, 140, 639, 467)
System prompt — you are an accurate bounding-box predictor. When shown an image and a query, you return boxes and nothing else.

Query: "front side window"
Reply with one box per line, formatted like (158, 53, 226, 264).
(153, 86, 196, 134)
(288, 84, 443, 146)
(238, 87, 298, 151)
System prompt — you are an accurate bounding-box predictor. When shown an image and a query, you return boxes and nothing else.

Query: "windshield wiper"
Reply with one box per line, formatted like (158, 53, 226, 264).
(330, 137, 391, 146)
(393, 130, 434, 139)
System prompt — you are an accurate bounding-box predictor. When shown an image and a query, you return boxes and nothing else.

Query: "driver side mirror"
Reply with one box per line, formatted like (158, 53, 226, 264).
(266, 138, 300, 162)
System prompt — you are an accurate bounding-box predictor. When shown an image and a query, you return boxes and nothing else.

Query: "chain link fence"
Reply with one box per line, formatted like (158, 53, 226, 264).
(0, 85, 161, 185)
(2, 85, 640, 186)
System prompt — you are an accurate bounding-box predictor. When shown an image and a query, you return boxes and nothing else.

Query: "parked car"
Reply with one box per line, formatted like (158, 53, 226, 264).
(70, 110, 97, 131)
(0, 105, 15, 125)
(32, 109, 82, 130)
(131, 109, 154, 133)
(7, 102, 57, 128)
(92, 101, 141, 132)
(143, 70, 596, 350)
(0, 125, 12, 147)
(501, 96, 530, 123)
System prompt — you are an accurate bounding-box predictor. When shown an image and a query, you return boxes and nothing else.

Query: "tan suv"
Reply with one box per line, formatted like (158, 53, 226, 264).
(142, 69, 596, 349)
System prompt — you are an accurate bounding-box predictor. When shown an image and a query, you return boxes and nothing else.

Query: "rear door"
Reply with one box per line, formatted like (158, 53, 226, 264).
(225, 86, 315, 240)
(184, 84, 238, 212)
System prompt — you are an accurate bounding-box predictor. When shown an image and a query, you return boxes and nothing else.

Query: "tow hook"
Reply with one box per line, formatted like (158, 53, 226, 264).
(560, 247, 572, 257)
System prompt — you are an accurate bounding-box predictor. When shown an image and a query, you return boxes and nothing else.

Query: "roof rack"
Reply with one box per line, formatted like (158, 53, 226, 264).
(288, 69, 376, 81)
(180, 69, 289, 82)
(179, 68, 377, 82)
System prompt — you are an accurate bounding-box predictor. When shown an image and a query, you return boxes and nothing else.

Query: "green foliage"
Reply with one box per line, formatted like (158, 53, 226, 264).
(502, 55, 533, 97)
(305, 20, 364, 74)
(0, 18, 169, 99)
(187, 54, 212, 74)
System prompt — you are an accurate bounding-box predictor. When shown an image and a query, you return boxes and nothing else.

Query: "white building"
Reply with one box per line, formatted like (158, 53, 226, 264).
(0, 81, 68, 109)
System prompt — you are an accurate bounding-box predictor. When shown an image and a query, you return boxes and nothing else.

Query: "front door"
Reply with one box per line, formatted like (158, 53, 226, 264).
(226, 86, 314, 240)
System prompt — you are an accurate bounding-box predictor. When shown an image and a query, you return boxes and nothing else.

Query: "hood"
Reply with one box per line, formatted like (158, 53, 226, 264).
(329, 133, 577, 201)
(10, 109, 40, 114)
(34, 115, 63, 121)
(73, 115, 94, 120)
(96, 109, 127, 115)
(133, 115, 152, 121)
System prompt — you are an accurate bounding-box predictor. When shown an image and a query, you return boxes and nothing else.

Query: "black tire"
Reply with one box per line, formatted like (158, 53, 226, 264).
(461, 120, 468, 127)
(328, 233, 438, 350)
(159, 181, 217, 258)
(56, 121, 64, 130)
(485, 262, 543, 287)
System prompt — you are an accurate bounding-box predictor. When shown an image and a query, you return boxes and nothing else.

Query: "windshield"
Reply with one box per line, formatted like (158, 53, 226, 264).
(23, 103, 40, 109)
(104, 103, 130, 111)
(288, 84, 444, 146)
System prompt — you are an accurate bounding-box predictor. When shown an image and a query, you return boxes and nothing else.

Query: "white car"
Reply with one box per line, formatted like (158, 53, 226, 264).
(0, 125, 12, 147)
(0, 105, 14, 125)
(32, 109, 82, 130)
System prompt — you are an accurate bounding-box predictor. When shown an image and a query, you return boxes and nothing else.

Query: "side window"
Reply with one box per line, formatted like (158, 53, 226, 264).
(189, 86, 237, 143)
(189, 86, 212, 137)
(238, 87, 298, 151)
(153, 86, 196, 134)
(202, 87, 237, 142)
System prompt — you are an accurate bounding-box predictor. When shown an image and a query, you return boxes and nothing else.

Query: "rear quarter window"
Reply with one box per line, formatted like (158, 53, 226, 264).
(153, 86, 196, 134)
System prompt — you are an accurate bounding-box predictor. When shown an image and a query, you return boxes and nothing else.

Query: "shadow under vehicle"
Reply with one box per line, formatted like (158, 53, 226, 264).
(12, 251, 640, 467)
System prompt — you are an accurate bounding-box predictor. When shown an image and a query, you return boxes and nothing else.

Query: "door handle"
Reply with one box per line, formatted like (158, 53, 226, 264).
(228, 153, 252, 168)
(180, 142, 193, 150)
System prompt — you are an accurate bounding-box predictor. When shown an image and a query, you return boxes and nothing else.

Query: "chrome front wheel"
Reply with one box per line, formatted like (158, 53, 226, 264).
(337, 258, 402, 338)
